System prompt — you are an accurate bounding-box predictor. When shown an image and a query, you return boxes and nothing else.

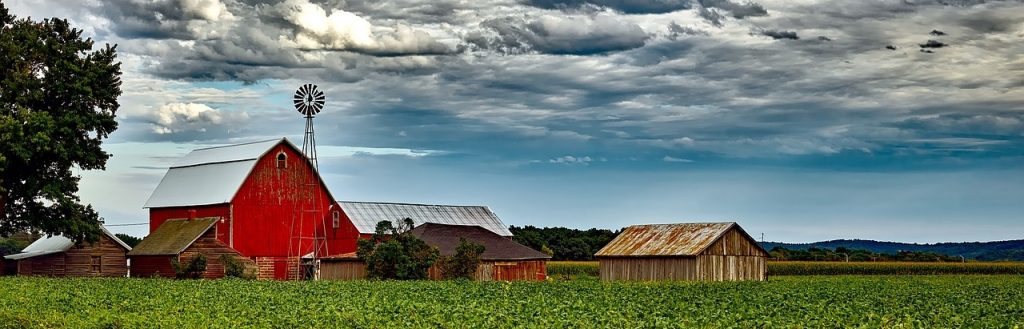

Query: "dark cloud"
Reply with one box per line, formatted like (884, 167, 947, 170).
(761, 30, 799, 40)
(521, 0, 694, 14)
(817, 36, 832, 41)
(667, 22, 709, 39)
(698, 7, 725, 27)
(699, 0, 768, 18)
(929, 29, 946, 36)
(465, 15, 650, 55)
(919, 39, 948, 48)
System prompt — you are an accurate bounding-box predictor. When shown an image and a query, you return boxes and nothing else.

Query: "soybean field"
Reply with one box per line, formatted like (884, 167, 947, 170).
(2, 275, 1023, 328)
(548, 261, 1024, 279)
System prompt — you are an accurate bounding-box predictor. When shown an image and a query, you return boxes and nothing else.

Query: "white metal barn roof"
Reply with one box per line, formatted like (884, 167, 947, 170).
(339, 201, 513, 236)
(144, 139, 293, 208)
(4, 226, 131, 260)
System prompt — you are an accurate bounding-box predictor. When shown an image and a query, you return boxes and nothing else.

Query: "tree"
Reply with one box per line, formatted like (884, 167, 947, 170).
(0, 3, 122, 243)
(438, 238, 485, 280)
(356, 218, 438, 280)
(114, 233, 142, 248)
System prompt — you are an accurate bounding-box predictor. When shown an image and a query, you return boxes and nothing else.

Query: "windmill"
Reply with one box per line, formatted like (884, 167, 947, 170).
(289, 83, 328, 280)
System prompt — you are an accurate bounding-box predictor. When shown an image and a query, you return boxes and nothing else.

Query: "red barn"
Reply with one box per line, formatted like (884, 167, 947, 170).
(138, 138, 522, 280)
(141, 138, 359, 280)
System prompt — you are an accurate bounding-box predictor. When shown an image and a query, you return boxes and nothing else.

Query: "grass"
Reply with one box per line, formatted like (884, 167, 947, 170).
(1, 275, 1023, 328)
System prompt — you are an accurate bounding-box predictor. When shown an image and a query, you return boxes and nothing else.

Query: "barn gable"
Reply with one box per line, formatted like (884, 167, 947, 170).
(144, 138, 335, 208)
(595, 222, 768, 257)
(339, 201, 513, 236)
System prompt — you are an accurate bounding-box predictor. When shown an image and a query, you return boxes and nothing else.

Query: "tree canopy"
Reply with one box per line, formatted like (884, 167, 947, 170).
(0, 3, 121, 243)
(357, 218, 439, 280)
(509, 225, 619, 261)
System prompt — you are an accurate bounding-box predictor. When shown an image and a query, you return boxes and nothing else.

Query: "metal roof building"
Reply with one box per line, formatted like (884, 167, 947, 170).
(4, 226, 131, 277)
(338, 201, 513, 237)
(595, 222, 768, 281)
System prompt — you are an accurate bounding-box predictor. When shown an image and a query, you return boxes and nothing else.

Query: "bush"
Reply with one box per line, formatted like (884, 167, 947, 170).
(438, 238, 485, 280)
(357, 218, 438, 280)
(172, 254, 207, 279)
(221, 254, 255, 279)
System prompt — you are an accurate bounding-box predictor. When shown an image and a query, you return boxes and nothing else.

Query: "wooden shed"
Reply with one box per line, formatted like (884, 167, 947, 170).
(3, 226, 131, 277)
(128, 217, 255, 278)
(595, 222, 767, 281)
(413, 223, 550, 281)
(319, 252, 366, 280)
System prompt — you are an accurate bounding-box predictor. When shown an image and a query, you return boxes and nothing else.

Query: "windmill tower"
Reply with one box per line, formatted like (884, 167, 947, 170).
(289, 83, 328, 279)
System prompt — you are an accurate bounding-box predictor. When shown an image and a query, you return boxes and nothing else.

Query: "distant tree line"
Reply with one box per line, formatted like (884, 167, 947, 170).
(769, 246, 963, 262)
(509, 226, 619, 261)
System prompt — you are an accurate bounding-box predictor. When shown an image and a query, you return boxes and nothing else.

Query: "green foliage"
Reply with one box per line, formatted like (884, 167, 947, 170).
(356, 218, 438, 280)
(1, 276, 1024, 327)
(769, 261, 1024, 276)
(0, 237, 25, 256)
(220, 254, 255, 280)
(171, 254, 208, 279)
(114, 233, 142, 248)
(509, 225, 618, 261)
(769, 246, 961, 262)
(437, 238, 485, 280)
(547, 261, 600, 279)
(0, 3, 121, 244)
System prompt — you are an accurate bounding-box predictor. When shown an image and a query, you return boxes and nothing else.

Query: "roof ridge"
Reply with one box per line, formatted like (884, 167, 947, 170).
(339, 200, 489, 208)
(192, 138, 281, 151)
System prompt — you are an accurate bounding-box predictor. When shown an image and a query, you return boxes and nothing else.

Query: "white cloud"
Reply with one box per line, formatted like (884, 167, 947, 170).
(147, 103, 249, 134)
(275, 0, 448, 55)
(181, 0, 233, 21)
(548, 155, 593, 164)
(663, 156, 695, 162)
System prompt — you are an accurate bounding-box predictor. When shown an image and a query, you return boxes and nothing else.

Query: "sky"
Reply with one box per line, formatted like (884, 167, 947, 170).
(6, 0, 1024, 243)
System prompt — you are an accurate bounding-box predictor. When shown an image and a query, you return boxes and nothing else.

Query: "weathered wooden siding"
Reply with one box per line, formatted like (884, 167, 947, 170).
(599, 257, 698, 281)
(700, 227, 767, 257)
(694, 255, 766, 281)
(16, 235, 129, 277)
(599, 227, 767, 281)
(130, 255, 176, 278)
(178, 228, 256, 279)
(428, 260, 548, 281)
(320, 260, 366, 280)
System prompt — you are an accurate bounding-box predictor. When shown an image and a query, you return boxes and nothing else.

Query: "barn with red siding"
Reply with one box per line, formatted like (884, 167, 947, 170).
(142, 138, 357, 280)
(140, 138, 524, 280)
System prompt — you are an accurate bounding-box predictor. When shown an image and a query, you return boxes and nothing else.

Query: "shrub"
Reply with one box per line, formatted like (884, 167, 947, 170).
(438, 238, 485, 280)
(172, 254, 208, 279)
(357, 218, 438, 280)
(221, 254, 255, 279)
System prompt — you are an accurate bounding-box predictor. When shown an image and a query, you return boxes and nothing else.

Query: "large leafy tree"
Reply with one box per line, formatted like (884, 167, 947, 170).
(357, 218, 439, 280)
(0, 4, 121, 243)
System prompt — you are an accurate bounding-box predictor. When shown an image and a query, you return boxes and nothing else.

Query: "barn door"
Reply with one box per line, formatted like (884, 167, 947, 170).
(274, 260, 288, 280)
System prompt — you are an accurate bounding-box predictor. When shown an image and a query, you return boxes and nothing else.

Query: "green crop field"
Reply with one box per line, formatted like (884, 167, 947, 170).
(2, 275, 1023, 328)
(548, 261, 1024, 278)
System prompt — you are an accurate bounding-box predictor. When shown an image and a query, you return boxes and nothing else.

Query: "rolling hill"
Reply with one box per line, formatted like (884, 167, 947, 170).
(760, 239, 1024, 261)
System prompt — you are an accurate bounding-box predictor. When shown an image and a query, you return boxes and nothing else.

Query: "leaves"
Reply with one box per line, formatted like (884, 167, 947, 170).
(0, 276, 1023, 327)
(0, 2, 121, 243)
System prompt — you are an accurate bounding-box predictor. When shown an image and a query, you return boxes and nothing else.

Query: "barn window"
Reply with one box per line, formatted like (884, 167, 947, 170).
(276, 152, 287, 169)
(91, 256, 102, 273)
(332, 210, 341, 229)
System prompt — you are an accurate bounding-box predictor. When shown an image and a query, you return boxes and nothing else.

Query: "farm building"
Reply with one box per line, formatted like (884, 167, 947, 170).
(3, 226, 131, 277)
(128, 217, 255, 278)
(320, 223, 549, 281)
(595, 222, 768, 281)
(141, 138, 518, 280)
(142, 138, 350, 280)
(413, 223, 549, 281)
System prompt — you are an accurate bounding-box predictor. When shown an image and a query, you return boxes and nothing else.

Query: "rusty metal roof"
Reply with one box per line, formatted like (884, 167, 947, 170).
(127, 218, 218, 256)
(339, 201, 513, 236)
(595, 222, 738, 257)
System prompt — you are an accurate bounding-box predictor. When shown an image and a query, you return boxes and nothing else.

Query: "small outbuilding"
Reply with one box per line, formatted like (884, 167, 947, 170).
(128, 217, 255, 278)
(595, 222, 768, 281)
(412, 223, 550, 281)
(3, 226, 131, 277)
